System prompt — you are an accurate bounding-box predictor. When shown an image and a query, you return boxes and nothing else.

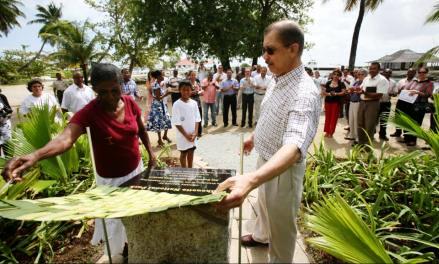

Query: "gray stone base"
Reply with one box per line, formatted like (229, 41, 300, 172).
(122, 204, 230, 263)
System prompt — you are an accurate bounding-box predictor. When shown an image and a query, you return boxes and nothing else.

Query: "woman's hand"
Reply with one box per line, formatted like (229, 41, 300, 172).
(1, 153, 39, 182)
(409, 90, 418, 96)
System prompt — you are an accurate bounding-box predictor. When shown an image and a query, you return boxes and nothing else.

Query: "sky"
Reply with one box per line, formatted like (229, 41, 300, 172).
(1, 0, 438, 68)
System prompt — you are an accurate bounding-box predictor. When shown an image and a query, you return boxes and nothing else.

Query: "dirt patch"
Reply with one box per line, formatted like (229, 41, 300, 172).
(52, 221, 103, 263)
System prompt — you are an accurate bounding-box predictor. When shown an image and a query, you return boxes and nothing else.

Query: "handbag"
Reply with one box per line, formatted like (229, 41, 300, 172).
(413, 102, 433, 113)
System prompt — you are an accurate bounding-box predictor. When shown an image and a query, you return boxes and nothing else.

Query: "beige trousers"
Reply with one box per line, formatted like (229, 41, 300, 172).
(254, 94, 265, 122)
(348, 101, 360, 140)
(252, 156, 306, 263)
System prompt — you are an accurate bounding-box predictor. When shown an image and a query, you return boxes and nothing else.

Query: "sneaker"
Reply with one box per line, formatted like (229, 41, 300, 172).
(379, 136, 389, 141)
(232, 123, 238, 126)
(212, 123, 218, 127)
(203, 124, 208, 128)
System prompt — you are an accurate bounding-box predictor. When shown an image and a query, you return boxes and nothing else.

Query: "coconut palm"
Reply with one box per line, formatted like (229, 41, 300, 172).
(416, 2, 439, 64)
(51, 22, 108, 85)
(323, 0, 384, 70)
(0, 0, 25, 37)
(18, 2, 64, 71)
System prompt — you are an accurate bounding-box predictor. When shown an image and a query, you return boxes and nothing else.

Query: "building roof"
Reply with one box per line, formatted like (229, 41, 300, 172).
(176, 58, 195, 66)
(369, 49, 439, 63)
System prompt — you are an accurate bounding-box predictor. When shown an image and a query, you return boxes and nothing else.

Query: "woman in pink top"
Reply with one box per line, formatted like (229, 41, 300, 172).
(201, 72, 218, 127)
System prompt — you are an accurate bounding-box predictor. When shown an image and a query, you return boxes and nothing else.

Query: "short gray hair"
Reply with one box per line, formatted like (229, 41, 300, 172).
(90, 63, 123, 87)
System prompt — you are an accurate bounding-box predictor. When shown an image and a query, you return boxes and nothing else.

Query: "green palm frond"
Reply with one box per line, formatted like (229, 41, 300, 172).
(0, 0, 25, 36)
(426, 2, 439, 23)
(390, 95, 439, 157)
(0, 186, 226, 221)
(306, 193, 393, 263)
(415, 46, 439, 66)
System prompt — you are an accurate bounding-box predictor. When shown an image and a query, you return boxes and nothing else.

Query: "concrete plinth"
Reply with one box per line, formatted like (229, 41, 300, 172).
(122, 204, 230, 263)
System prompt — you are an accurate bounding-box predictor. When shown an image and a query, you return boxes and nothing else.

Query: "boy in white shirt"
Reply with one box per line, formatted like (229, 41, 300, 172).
(171, 80, 201, 168)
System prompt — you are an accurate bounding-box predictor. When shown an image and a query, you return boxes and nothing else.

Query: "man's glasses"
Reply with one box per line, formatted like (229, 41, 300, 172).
(262, 46, 277, 55)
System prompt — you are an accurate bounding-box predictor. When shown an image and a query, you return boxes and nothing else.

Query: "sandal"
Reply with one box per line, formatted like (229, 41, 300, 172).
(163, 137, 172, 143)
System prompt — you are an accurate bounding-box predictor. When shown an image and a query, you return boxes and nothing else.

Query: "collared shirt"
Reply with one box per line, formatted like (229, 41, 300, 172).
(220, 78, 239, 95)
(240, 77, 256, 95)
(61, 84, 95, 113)
(380, 78, 398, 102)
(254, 65, 321, 161)
(396, 78, 416, 92)
(342, 75, 355, 88)
(213, 72, 227, 89)
(167, 76, 181, 93)
(254, 75, 273, 95)
(52, 80, 69, 92)
(360, 74, 389, 101)
(201, 78, 217, 103)
(122, 79, 138, 99)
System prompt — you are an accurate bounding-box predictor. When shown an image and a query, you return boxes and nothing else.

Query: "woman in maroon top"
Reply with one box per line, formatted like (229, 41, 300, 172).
(2, 63, 156, 260)
(322, 69, 346, 138)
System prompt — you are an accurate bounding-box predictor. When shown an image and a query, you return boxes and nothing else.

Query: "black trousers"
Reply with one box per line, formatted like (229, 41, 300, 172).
(223, 94, 237, 125)
(393, 100, 411, 136)
(56, 90, 64, 104)
(378, 101, 391, 137)
(241, 94, 254, 126)
(404, 107, 426, 144)
(431, 106, 438, 132)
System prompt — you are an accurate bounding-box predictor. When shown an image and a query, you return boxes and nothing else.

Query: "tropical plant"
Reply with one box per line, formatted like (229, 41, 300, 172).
(0, 0, 25, 37)
(303, 139, 439, 262)
(50, 21, 109, 85)
(323, 0, 384, 70)
(18, 2, 67, 71)
(0, 105, 94, 263)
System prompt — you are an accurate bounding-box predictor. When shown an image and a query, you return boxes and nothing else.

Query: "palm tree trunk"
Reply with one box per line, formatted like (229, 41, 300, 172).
(18, 39, 47, 71)
(81, 63, 89, 85)
(348, 0, 365, 70)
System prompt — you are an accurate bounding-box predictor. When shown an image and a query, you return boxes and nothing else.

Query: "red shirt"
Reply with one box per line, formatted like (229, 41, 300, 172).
(70, 95, 141, 178)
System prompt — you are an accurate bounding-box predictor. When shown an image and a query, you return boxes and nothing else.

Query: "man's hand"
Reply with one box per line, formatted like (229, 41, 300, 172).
(215, 174, 256, 211)
(243, 136, 254, 155)
(1, 154, 39, 182)
(190, 133, 197, 142)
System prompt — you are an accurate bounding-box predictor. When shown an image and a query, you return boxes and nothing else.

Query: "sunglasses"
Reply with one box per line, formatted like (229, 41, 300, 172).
(262, 46, 277, 55)
(418, 71, 427, 74)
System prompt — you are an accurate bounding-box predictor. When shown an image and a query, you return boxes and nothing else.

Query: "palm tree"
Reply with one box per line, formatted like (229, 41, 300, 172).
(51, 22, 108, 85)
(0, 0, 25, 37)
(323, 0, 384, 70)
(416, 1, 439, 64)
(19, 2, 63, 71)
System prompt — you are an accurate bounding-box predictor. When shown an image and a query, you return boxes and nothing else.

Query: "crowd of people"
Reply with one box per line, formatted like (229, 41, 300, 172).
(306, 64, 437, 147)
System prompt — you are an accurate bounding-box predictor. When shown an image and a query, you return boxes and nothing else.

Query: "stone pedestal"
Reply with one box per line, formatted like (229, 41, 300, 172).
(122, 204, 230, 263)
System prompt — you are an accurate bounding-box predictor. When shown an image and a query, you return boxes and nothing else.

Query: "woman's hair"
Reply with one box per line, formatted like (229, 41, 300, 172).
(332, 69, 342, 77)
(357, 68, 368, 76)
(90, 63, 123, 88)
(27, 78, 44, 92)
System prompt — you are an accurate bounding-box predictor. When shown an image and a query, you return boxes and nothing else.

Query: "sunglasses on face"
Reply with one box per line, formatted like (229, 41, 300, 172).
(418, 71, 427, 74)
(262, 46, 277, 55)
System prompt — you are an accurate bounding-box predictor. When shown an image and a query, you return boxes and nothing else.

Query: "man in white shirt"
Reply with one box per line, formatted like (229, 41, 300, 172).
(251, 64, 261, 77)
(61, 72, 95, 113)
(357, 62, 389, 145)
(197, 62, 208, 82)
(378, 69, 398, 141)
(253, 66, 273, 125)
(213, 65, 227, 115)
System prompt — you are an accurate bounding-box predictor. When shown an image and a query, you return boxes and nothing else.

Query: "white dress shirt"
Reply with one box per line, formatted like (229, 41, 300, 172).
(61, 84, 95, 113)
(254, 75, 274, 95)
(20, 93, 60, 115)
(360, 74, 389, 100)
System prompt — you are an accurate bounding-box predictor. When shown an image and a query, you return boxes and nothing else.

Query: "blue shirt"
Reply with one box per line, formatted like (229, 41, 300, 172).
(122, 79, 138, 99)
(240, 77, 255, 94)
(221, 78, 239, 95)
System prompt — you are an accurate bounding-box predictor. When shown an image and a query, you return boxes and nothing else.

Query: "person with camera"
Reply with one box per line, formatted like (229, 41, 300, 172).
(0, 89, 12, 157)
